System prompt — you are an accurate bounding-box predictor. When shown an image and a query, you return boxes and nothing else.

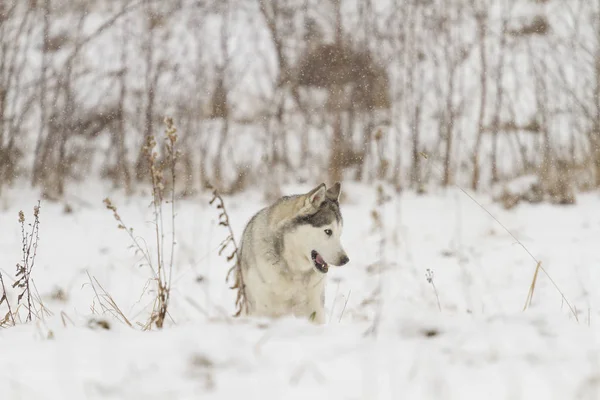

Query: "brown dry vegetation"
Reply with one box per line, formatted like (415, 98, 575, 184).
(0, 0, 597, 204)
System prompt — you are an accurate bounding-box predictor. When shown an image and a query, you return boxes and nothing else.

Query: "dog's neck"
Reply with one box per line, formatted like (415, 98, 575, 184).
(278, 247, 321, 284)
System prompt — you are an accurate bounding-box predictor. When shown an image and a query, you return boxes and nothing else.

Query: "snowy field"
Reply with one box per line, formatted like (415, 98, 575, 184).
(1, 182, 600, 399)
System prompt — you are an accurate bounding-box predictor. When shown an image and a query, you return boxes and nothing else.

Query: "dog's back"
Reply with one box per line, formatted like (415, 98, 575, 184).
(238, 197, 302, 317)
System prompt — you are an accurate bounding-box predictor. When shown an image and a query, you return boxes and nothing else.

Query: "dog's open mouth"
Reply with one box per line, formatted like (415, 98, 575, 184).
(311, 250, 328, 273)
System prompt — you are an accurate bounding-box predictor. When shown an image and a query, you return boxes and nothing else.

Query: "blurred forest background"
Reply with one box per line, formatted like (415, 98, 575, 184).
(0, 0, 598, 204)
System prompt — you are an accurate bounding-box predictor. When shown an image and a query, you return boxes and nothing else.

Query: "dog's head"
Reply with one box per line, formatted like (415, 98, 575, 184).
(287, 182, 349, 274)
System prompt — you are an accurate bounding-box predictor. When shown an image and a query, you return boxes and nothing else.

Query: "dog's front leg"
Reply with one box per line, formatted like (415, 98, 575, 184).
(310, 309, 325, 324)
(306, 290, 326, 325)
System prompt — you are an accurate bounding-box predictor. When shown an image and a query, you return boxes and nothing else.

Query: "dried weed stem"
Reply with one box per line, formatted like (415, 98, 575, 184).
(209, 188, 248, 317)
(104, 117, 179, 329)
(14, 202, 41, 322)
(0, 272, 16, 326)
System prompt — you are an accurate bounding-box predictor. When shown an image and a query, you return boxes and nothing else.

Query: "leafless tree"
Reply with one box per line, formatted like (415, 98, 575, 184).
(471, 1, 488, 190)
(0, 3, 36, 194)
(0, 0, 597, 199)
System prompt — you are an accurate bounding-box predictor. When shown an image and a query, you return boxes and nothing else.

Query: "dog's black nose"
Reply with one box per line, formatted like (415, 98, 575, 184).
(339, 255, 349, 266)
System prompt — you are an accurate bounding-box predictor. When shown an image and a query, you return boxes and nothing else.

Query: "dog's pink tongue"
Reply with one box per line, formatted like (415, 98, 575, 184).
(316, 253, 325, 265)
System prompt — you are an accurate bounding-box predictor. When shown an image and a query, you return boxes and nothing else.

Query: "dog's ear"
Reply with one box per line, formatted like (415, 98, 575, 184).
(305, 183, 327, 209)
(326, 182, 341, 201)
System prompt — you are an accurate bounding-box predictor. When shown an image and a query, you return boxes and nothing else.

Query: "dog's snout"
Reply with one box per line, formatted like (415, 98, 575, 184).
(339, 255, 349, 266)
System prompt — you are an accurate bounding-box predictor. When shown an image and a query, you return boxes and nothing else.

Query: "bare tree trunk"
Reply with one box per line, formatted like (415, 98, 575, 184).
(199, 129, 209, 189)
(436, 1, 472, 187)
(213, 114, 229, 185)
(135, 3, 156, 181)
(442, 94, 454, 186)
(534, 57, 551, 175)
(56, 7, 88, 196)
(411, 103, 422, 187)
(277, 95, 289, 169)
(327, 83, 346, 184)
(115, 19, 131, 193)
(355, 115, 373, 181)
(594, 0, 600, 186)
(55, 78, 73, 197)
(32, 0, 50, 187)
(0, 4, 33, 192)
(405, 3, 424, 190)
(212, 0, 230, 186)
(328, 0, 345, 184)
(471, 6, 487, 191)
(56, 125, 68, 196)
(442, 47, 457, 186)
(390, 0, 405, 189)
(329, 104, 344, 183)
(490, 12, 509, 185)
(258, 0, 295, 176)
(299, 102, 310, 170)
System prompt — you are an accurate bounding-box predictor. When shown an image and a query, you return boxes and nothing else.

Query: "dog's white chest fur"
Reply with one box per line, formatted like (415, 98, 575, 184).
(244, 261, 326, 323)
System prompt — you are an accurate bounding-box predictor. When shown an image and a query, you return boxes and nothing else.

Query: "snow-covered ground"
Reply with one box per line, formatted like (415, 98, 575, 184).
(0, 182, 599, 399)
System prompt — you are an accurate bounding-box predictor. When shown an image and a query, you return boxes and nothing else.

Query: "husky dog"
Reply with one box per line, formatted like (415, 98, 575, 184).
(238, 182, 349, 324)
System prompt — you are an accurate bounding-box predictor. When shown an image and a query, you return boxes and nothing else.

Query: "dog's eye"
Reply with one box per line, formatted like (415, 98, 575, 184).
(324, 229, 333, 236)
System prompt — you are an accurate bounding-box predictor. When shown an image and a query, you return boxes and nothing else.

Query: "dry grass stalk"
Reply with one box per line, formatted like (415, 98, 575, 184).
(146, 117, 179, 329)
(1, 202, 44, 327)
(104, 117, 179, 330)
(60, 311, 75, 327)
(14, 202, 42, 322)
(338, 290, 351, 323)
(85, 271, 133, 328)
(208, 187, 248, 317)
(30, 279, 52, 321)
(426, 269, 442, 312)
(0, 272, 16, 327)
(523, 261, 541, 311)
